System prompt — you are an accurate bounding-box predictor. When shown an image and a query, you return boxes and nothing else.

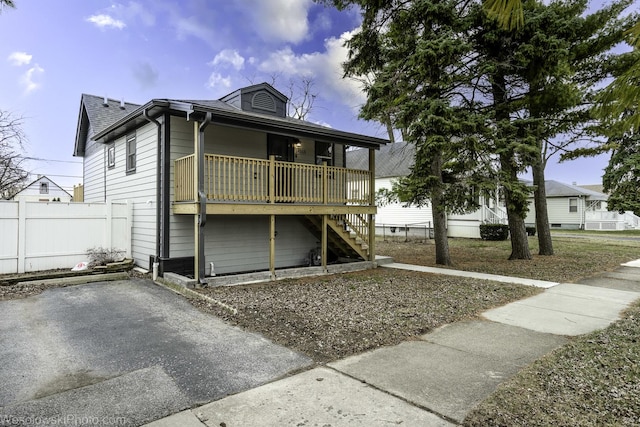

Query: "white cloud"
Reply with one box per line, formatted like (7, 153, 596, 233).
(258, 30, 366, 110)
(175, 16, 215, 43)
(210, 49, 245, 71)
(121, 2, 155, 26)
(240, 0, 313, 43)
(86, 14, 126, 29)
(7, 51, 32, 66)
(207, 72, 232, 91)
(20, 64, 45, 94)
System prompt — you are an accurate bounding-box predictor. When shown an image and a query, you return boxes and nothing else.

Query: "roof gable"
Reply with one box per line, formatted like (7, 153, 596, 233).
(12, 175, 71, 198)
(73, 94, 141, 157)
(219, 82, 288, 117)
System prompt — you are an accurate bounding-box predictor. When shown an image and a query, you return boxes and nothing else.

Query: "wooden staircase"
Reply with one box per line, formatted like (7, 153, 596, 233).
(302, 215, 369, 261)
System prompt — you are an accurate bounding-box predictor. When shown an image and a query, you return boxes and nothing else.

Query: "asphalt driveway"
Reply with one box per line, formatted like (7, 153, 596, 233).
(0, 279, 311, 426)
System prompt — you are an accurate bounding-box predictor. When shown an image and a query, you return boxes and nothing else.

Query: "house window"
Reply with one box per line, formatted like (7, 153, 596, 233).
(39, 182, 49, 194)
(569, 198, 578, 213)
(107, 144, 116, 169)
(315, 141, 334, 166)
(126, 134, 136, 173)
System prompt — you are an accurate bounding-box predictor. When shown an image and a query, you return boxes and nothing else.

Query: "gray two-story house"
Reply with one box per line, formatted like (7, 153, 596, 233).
(73, 83, 386, 284)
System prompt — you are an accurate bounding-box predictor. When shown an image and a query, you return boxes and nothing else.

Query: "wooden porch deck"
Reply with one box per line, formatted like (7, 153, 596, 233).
(173, 153, 374, 215)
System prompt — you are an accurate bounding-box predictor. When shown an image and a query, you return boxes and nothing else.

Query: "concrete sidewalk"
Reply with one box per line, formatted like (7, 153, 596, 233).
(146, 260, 640, 427)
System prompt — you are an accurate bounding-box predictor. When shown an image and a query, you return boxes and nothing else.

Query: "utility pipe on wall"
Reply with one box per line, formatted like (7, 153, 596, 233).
(143, 108, 162, 271)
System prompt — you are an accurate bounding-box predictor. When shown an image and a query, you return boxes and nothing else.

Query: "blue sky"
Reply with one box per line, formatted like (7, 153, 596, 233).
(0, 0, 619, 193)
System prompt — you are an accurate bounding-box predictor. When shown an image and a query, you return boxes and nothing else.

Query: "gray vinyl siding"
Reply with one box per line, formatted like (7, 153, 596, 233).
(203, 216, 316, 275)
(83, 124, 105, 202)
(205, 124, 266, 158)
(169, 117, 196, 258)
(168, 117, 320, 274)
(104, 121, 158, 267)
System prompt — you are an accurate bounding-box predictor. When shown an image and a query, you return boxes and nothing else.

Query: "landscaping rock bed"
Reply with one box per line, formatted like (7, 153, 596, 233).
(192, 268, 540, 362)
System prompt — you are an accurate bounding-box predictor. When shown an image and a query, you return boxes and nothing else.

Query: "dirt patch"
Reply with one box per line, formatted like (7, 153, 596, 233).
(192, 268, 540, 362)
(0, 270, 148, 301)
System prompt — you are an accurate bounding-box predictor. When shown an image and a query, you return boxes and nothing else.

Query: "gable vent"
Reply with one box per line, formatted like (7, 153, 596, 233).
(251, 91, 276, 112)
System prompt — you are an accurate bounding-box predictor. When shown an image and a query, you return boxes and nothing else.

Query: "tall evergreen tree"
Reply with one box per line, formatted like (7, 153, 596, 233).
(326, 0, 489, 265)
(603, 131, 640, 216)
(510, 0, 635, 255)
(472, 5, 535, 260)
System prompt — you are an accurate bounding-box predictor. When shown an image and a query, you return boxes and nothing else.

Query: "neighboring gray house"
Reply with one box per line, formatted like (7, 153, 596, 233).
(11, 175, 72, 202)
(74, 83, 387, 283)
(523, 180, 640, 230)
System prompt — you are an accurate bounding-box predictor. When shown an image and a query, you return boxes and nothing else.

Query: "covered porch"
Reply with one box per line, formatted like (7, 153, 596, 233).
(172, 118, 377, 285)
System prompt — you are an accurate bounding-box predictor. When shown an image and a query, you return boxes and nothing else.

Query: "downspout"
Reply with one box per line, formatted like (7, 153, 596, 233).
(143, 108, 162, 279)
(197, 112, 212, 286)
(579, 195, 584, 230)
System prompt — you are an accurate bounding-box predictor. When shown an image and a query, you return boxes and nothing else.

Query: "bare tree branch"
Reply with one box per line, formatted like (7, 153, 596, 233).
(0, 110, 29, 199)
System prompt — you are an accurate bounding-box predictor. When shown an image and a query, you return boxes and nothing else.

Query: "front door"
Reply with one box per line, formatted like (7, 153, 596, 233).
(267, 134, 294, 162)
(267, 135, 295, 201)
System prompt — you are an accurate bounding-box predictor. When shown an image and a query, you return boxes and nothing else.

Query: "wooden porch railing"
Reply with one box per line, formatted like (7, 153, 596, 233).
(334, 213, 370, 247)
(174, 153, 372, 205)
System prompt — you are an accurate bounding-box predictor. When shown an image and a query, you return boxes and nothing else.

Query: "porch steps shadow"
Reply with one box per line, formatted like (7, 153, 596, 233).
(301, 216, 368, 261)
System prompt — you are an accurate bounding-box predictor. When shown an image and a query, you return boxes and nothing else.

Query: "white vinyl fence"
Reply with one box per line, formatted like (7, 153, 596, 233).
(0, 200, 132, 274)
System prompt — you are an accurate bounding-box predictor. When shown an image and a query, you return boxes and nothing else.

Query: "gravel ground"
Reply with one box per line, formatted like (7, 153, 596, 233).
(0, 270, 147, 301)
(192, 268, 540, 362)
(0, 281, 75, 300)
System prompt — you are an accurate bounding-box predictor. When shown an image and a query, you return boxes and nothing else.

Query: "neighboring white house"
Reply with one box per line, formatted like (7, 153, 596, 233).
(523, 180, 608, 230)
(11, 176, 73, 202)
(346, 142, 506, 239)
(524, 180, 640, 231)
(347, 142, 640, 237)
(347, 142, 433, 235)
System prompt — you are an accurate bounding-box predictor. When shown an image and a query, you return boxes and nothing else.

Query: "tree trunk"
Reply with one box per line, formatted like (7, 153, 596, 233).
(532, 158, 554, 255)
(491, 70, 532, 261)
(501, 155, 532, 260)
(430, 152, 451, 266)
(432, 194, 451, 266)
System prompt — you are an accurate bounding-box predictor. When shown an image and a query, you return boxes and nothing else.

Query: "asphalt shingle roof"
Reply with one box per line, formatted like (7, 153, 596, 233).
(522, 180, 608, 200)
(346, 141, 414, 176)
(82, 94, 141, 137)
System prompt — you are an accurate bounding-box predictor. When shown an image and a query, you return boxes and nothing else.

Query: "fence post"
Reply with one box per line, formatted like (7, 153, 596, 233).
(17, 199, 26, 273)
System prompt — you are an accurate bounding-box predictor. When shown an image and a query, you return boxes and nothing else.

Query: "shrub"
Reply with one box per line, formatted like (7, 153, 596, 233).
(526, 226, 536, 236)
(479, 224, 509, 241)
(86, 247, 125, 267)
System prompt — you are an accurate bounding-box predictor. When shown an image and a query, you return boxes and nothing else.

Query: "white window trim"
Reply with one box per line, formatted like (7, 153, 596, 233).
(107, 144, 116, 169)
(569, 198, 578, 213)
